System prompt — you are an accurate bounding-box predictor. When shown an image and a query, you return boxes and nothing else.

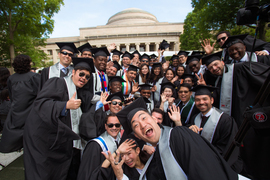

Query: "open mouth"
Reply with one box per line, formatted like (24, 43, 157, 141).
(145, 128, 153, 137)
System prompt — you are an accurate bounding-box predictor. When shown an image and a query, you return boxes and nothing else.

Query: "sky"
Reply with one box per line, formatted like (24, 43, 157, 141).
(49, 0, 194, 38)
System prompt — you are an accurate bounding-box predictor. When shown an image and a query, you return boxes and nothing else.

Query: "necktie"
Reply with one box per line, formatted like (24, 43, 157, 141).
(200, 116, 207, 128)
(130, 81, 133, 93)
(115, 140, 119, 148)
(62, 67, 68, 75)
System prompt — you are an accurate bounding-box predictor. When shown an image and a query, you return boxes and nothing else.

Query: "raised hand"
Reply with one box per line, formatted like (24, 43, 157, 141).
(100, 92, 110, 105)
(195, 73, 206, 85)
(107, 43, 116, 52)
(117, 139, 136, 154)
(201, 39, 215, 55)
(131, 82, 140, 94)
(168, 97, 175, 106)
(151, 85, 157, 92)
(161, 93, 167, 102)
(143, 145, 155, 155)
(168, 104, 182, 126)
(171, 76, 178, 83)
(66, 92, 81, 109)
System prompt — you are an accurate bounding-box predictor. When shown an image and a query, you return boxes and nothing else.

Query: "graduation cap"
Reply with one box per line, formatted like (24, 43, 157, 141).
(152, 62, 162, 69)
(122, 51, 134, 60)
(77, 43, 92, 53)
(56, 42, 79, 53)
(160, 82, 176, 92)
(178, 50, 189, 56)
(170, 55, 179, 61)
(128, 64, 139, 72)
(112, 49, 123, 57)
(72, 57, 95, 73)
(202, 51, 223, 66)
(191, 85, 217, 97)
(191, 51, 205, 56)
(112, 61, 122, 71)
(186, 55, 203, 65)
(140, 53, 150, 61)
(221, 34, 248, 49)
(107, 91, 124, 102)
(139, 84, 153, 91)
(150, 54, 157, 59)
(91, 47, 110, 57)
(181, 73, 195, 80)
(116, 97, 147, 135)
(159, 40, 170, 50)
(132, 50, 141, 59)
(109, 76, 126, 83)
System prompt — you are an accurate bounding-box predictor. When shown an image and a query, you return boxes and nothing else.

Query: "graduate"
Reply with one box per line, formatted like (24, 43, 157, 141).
(108, 76, 126, 94)
(169, 55, 179, 71)
(23, 57, 93, 180)
(39, 42, 78, 90)
(111, 49, 123, 63)
(120, 51, 134, 75)
(116, 97, 238, 180)
(138, 84, 155, 113)
(122, 65, 139, 98)
(78, 42, 93, 58)
(177, 50, 189, 68)
(107, 60, 122, 77)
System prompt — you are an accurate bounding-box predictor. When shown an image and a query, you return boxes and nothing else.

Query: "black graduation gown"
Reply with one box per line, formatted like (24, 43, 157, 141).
(77, 141, 114, 180)
(145, 126, 238, 180)
(122, 164, 140, 180)
(0, 72, 40, 153)
(39, 66, 67, 91)
(23, 77, 80, 180)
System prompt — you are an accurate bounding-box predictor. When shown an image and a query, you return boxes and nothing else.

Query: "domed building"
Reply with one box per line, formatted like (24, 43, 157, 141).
(43, 8, 184, 63)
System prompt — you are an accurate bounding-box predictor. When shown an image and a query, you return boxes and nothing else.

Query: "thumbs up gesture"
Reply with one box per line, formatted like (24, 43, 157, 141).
(66, 92, 81, 110)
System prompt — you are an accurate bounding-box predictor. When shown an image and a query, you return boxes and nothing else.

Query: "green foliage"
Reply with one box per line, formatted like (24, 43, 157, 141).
(181, 0, 269, 50)
(0, 0, 64, 67)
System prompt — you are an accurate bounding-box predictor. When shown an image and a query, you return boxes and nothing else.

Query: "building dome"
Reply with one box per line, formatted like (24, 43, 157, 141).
(106, 8, 158, 25)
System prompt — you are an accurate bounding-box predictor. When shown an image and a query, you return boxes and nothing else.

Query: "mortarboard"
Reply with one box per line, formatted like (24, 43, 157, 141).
(112, 49, 123, 57)
(191, 51, 205, 56)
(139, 84, 153, 91)
(186, 55, 203, 65)
(170, 55, 179, 61)
(140, 53, 150, 61)
(191, 85, 217, 96)
(107, 91, 124, 102)
(122, 51, 134, 59)
(116, 97, 147, 135)
(221, 34, 248, 48)
(91, 47, 110, 57)
(56, 42, 79, 53)
(152, 63, 162, 69)
(181, 73, 195, 80)
(159, 40, 170, 50)
(112, 61, 122, 71)
(150, 54, 157, 59)
(202, 51, 223, 66)
(72, 57, 95, 73)
(77, 43, 92, 53)
(160, 82, 176, 92)
(109, 76, 126, 83)
(128, 64, 139, 72)
(132, 50, 141, 59)
(178, 50, 189, 56)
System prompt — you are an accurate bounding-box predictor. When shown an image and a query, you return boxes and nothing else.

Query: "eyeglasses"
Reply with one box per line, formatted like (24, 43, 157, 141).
(142, 60, 149, 63)
(107, 123, 121, 128)
(111, 101, 123, 106)
(179, 91, 189, 94)
(61, 51, 74, 57)
(217, 37, 227, 43)
(79, 72, 91, 80)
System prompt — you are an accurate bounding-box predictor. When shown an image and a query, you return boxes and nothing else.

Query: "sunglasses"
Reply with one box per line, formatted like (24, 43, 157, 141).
(111, 101, 123, 106)
(61, 51, 74, 57)
(107, 123, 121, 128)
(79, 72, 90, 80)
(142, 60, 149, 63)
(179, 91, 189, 94)
(217, 37, 227, 43)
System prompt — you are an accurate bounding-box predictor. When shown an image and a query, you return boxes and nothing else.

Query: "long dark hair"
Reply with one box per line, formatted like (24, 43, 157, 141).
(139, 63, 150, 83)
(149, 66, 163, 83)
(175, 65, 186, 79)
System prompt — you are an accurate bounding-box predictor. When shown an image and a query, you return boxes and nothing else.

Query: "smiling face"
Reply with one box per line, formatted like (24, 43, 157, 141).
(188, 60, 201, 74)
(110, 81, 122, 94)
(107, 66, 117, 76)
(177, 66, 185, 77)
(194, 95, 213, 115)
(216, 33, 228, 47)
(122, 57, 131, 68)
(140, 89, 151, 99)
(228, 43, 246, 61)
(172, 59, 179, 67)
(81, 51, 92, 58)
(109, 99, 123, 114)
(153, 67, 161, 76)
(127, 70, 137, 82)
(105, 116, 121, 139)
(131, 110, 161, 146)
(94, 56, 107, 72)
(72, 69, 90, 88)
(122, 147, 140, 168)
(165, 70, 174, 81)
(178, 86, 192, 104)
(179, 55, 188, 64)
(59, 49, 73, 67)
(207, 60, 224, 76)
(141, 65, 149, 75)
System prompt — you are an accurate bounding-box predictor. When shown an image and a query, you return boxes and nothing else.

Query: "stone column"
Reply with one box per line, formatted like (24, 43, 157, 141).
(125, 43, 130, 52)
(175, 42, 180, 51)
(135, 43, 140, 51)
(145, 43, 150, 52)
(155, 42, 160, 51)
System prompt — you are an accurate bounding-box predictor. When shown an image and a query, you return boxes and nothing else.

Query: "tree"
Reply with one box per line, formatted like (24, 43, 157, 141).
(0, 0, 64, 68)
(180, 0, 270, 50)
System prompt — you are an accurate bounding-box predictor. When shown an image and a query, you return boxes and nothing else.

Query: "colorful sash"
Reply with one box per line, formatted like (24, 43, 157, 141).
(122, 74, 135, 95)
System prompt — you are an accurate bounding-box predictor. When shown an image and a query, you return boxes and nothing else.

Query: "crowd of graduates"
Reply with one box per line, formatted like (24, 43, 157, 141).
(0, 31, 270, 180)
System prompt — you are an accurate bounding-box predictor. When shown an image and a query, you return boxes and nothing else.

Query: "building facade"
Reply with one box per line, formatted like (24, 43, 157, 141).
(41, 8, 184, 63)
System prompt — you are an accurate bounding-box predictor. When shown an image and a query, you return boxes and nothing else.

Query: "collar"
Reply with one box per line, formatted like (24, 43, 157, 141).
(108, 132, 121, 143)
(239, 52, 248, 62)
(201, 107, 213, 117)
(59, 63, 68, 70)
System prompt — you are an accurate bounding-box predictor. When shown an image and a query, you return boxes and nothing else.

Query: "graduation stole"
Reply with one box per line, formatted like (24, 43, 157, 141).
(179, 96, 195, 124)
(98, 71, 108, 92)
(64, 75, 83, 150)
(122, 74, 135, 95)
(139, 126, 187, 180)
(49, 62, 73, 79)
(194, 107, 223, 143)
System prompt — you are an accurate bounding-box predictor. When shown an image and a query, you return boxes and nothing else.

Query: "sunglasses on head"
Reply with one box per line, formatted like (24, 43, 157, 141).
(61, 51, 74, 57)
(217, 37, 227, 43)
(107, 123, 121, 128)
(111, 101, 123, 106)
(79, 72, 90, 80)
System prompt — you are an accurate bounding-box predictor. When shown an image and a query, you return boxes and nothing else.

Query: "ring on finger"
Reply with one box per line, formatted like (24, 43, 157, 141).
(114, 161, 119, 165)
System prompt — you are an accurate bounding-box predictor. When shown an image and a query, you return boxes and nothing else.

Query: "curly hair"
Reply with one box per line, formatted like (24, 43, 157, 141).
(0, 67, 10, 88)
(12, 54, 32, 74)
